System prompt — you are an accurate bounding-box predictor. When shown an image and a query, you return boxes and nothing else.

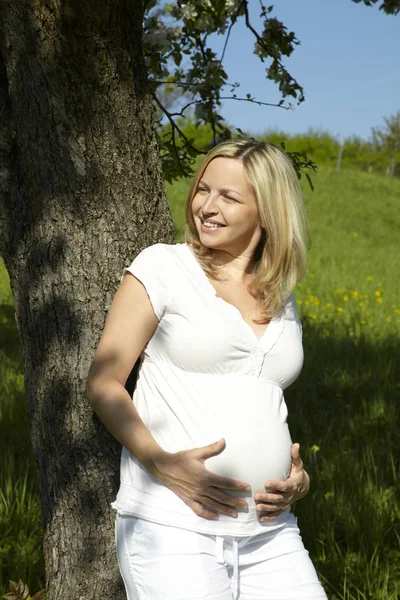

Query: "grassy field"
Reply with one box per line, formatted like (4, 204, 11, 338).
(1, 165, 399, 598)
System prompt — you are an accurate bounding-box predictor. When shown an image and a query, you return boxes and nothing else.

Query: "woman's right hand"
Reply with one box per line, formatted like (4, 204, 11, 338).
(150, 438, 251, 520)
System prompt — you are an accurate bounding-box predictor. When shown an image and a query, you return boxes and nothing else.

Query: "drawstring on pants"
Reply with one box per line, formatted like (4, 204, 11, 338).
(215, 536, 240, 599)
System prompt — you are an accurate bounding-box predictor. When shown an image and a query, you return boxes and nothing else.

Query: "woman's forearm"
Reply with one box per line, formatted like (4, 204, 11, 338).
(86, 379, 166, 475)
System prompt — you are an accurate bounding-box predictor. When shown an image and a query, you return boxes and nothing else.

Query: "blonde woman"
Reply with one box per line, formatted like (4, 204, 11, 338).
(86, 140, 328, 599)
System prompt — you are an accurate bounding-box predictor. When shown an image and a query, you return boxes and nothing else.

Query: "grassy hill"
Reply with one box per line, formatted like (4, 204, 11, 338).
(1, 166, 399, 598)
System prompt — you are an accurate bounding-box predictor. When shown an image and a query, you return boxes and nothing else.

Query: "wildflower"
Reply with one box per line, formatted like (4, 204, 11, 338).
(359, 301, 364, 308)
(361, 320, 366, 324)
(367, 276, 373, 281)
(325, 302, 332, 308)
(336, 307, 344, 313)
(343, 295, 349, 302)
(394, 309, 400, 315)
(376, 297, 383, 303)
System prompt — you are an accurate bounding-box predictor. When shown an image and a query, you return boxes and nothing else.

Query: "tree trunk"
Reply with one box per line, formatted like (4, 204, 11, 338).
(0, 1, 175, 598)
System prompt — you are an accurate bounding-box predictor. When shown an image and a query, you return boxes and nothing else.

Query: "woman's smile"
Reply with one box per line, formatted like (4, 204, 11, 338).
(200, 218, 226, 232)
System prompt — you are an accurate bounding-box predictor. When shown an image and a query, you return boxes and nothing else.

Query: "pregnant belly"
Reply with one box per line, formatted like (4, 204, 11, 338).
(203, 379, 292, 496)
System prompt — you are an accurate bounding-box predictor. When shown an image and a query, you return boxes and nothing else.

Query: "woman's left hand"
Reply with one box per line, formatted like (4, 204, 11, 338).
(254, 443, 310, 522)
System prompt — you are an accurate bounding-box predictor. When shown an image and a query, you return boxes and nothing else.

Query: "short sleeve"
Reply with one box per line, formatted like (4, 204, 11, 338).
(283, 293, 303, 336)
(122, 244, 170, 320)
(283, 293, 300, 321)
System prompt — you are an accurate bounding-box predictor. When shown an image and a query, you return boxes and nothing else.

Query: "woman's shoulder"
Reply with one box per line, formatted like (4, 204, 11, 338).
(281, 293, 301, 322)
(133, 242, 186, 263)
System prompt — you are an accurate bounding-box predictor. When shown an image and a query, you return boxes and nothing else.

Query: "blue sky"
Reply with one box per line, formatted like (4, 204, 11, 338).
(208, 0, 399, 140)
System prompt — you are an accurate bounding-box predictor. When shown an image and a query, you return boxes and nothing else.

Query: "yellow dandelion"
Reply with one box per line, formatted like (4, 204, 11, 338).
(394, 309, 400, 315)
(359, 301, 364, 308)
(376, 297, 383, 303)
(367, 276, 373, 282)
(325, 302, 332, 308)
(375, 290, 381, 297)
(365, 312, 370, 317)
(297, 299, 303, 305)
(343, 295, 349, 302)
(336, 307, 344, 313)
(361, 320, 366, 324)
(351, 290, 359, 298)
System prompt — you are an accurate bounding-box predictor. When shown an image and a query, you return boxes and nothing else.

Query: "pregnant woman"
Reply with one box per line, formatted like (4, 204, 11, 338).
(86, 139, 328, 599)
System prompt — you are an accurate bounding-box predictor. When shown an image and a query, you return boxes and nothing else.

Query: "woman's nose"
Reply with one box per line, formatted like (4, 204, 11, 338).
(201, 193, 219, 214)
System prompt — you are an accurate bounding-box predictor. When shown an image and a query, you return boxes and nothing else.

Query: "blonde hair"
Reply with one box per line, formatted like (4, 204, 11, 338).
(184, 139, 310, 321)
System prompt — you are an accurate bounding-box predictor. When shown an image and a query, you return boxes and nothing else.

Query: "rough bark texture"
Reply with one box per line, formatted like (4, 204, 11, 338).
(0, 1, 175, 598)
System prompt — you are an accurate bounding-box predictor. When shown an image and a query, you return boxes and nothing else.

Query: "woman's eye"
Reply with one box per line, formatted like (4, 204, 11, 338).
(225, 195, 237, 202)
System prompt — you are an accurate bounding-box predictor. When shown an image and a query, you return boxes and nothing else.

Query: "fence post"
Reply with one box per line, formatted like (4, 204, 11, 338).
(336, 142, 344, 171)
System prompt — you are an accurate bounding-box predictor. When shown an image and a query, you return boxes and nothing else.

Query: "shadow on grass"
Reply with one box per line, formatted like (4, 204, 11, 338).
(286, 323, 399, 598)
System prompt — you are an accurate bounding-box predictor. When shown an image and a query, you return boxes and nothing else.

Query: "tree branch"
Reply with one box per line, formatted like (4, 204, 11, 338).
(243, 0, 304, 102)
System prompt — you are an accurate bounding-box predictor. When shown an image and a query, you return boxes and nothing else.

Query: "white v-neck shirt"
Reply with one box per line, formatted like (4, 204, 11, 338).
(112, 243, 304, 536)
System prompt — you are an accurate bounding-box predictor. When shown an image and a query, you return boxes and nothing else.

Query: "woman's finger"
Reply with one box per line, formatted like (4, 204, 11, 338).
(263, 478, 293, 492)
(208, 487, 249, 510)
(254, 491, 288, 505)
(256, 501, 286, 512)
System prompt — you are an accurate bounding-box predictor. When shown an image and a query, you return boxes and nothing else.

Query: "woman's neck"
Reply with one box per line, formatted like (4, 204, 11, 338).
(211, 249, 255, 283)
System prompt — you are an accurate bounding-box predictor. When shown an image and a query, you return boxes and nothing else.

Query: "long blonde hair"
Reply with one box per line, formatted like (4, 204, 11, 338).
(184, 139, 310, 321)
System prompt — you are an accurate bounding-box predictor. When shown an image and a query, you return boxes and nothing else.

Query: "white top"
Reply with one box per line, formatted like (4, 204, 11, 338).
(112, 243, 304, 536)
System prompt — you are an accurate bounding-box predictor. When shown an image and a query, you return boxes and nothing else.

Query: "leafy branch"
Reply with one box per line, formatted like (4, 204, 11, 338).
(143, 0, 310, 181)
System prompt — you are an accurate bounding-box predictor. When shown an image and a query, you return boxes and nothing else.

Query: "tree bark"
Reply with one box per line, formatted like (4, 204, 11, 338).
(0, 1, 175, 598)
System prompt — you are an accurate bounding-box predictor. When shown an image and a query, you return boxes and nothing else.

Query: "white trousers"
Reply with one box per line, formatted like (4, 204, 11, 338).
(115, 513, 328, 600)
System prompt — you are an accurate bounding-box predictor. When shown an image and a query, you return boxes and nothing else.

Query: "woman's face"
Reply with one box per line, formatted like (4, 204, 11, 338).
(191, 157, 263, 257)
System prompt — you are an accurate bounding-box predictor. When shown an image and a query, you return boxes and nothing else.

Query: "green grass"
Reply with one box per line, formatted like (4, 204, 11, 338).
(1, 165, 399, 597)
(0, 259, 45, 594)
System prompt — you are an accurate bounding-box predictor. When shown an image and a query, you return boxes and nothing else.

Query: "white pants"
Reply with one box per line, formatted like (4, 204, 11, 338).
(115, 513, 328, 600)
